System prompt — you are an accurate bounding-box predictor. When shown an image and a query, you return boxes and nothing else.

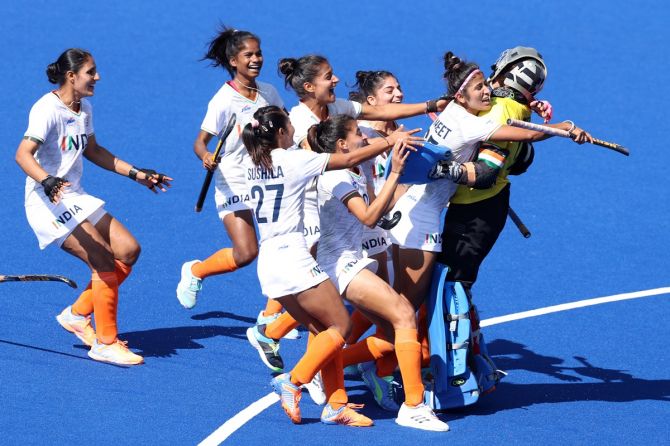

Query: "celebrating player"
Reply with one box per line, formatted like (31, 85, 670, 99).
(175, 27, 286, 312)
(15, 48, 171, 365)
(391, 51, 592, 322)
(309, 115, 450, 431)
(243, 105, 413, 426)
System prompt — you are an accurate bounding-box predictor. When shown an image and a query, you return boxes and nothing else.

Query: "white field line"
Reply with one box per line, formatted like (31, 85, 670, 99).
(200, 286, 670, 445)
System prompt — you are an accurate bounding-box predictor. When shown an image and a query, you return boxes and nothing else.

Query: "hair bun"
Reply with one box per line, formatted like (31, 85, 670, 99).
(278, 58, 298, 76)
(46, 62, 60, 84)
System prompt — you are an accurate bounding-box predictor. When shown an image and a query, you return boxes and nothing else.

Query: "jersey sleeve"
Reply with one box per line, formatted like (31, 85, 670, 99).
(201, 95, 230, 136)
(295, 149, 330, 179)
(332, 99, 362, 118)
(264, 83, 285, 109)
(320, 170, 358, 202)
(461, 113, 502, 145)
(24, 99, 55, 144)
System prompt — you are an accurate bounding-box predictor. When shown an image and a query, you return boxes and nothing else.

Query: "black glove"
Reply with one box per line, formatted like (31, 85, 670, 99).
(138, 168, 167, 184)
(41, 175, 66, 202)
(428, 160, 461, 180)
(376, 211, 401, 230)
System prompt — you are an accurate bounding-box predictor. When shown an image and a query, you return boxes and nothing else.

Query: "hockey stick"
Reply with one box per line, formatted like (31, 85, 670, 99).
(426, 113, 530, 238)
(507, 207, 531, 238)
(506, 118, 629, 156)
(0, 274, 78, 288)
(195, 113, 238, 212)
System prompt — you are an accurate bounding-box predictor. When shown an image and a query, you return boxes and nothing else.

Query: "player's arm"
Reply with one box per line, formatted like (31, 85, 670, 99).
(84, 135, 172, 192)
(194, 129, 217, 170)
(343, 141, 410, 227)
(15, 136, 71, 203)
(429, 143, 509, 189)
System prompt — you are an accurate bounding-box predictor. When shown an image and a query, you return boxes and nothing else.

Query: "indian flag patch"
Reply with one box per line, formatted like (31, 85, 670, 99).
(478, 149, 505, 169)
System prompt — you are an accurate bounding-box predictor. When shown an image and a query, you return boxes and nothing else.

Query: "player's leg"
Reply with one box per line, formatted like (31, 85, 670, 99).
(177, 209, 256, 309)
(60, 220, 142, 365)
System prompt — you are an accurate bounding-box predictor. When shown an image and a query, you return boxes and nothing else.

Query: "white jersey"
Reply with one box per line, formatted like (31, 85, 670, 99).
(22, 92, 105, 249)
(288, 98, 362, 246)
(200, 81, 284, 217)
(24, 92, 94, 204)
(358, 122, 389, 196)
(245, 148, 330, 243)
(317, 167, 376, 294)
(288, 99, 362, 147)
(389, 101, 501, 251)
(317, 168, 368, 262)
(420, 100, 501, 209)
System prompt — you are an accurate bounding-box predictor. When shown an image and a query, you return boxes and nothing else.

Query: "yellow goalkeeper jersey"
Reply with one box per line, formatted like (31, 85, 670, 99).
(449, 96, 531, 204)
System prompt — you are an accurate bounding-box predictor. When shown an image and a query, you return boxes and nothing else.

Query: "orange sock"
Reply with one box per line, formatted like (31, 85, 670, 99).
(418, 304, 431, 367)
(342, 336, 394, 367)
(263, 299, 283, 317)
(191, 248, 238, 280)
(290, 328, 344, 386)
(264, 312, 300, 340)
(395, 328, 424, 407)
(72, 260, 132, 317)
(345, 310, 373, 345)
(321, 349, 348, 409)
(92, 271, 120, 345)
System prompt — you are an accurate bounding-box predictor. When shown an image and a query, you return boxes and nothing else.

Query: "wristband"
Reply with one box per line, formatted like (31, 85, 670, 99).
(426, 99, 438, 114)
(562, 120, 576, 133)
(128, 166, 139, 181)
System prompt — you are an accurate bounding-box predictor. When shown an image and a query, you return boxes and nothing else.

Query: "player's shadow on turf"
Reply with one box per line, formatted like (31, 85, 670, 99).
(443, 339, 669, 418)
(80, 325, 249, 358)
(191, 311, 308, 335)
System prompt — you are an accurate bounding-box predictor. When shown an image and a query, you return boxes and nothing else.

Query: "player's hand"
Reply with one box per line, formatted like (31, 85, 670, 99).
(530, 99, 553, 123)
(569, 126, 593, 145)
(202, 152, 218, 171)
(387, 125, 423, 150)
(136, 168, 173, 193)
(389, 140, 412, 175)
(41, 175, 70, 203)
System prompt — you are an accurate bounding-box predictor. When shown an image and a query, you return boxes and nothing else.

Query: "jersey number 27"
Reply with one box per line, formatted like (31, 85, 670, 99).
(251, 184, 284, 223)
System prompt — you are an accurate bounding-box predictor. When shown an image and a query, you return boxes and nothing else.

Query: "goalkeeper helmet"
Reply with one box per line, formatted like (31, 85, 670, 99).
(488, 46, 547, 100)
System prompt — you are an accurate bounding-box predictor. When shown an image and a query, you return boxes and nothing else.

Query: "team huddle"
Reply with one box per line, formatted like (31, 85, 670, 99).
(15, 26, 593, 432)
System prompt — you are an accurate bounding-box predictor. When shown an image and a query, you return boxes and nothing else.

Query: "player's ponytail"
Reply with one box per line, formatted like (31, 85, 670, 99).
(46, 48, 92, 85)
(442, 51, 480, 100)
(278, 55, 328, 99)
(242, 105, 288, 170)
(306, 115, 356, 154)
(203, 25, 260, 77)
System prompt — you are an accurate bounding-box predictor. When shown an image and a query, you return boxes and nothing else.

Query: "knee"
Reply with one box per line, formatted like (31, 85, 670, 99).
(394, 299, 417, 329)
(121, 242, 141, 266)
(233, 243, 258, 267)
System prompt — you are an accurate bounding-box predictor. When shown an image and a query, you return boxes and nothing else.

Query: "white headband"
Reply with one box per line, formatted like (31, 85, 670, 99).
(456, 69, 482, 95)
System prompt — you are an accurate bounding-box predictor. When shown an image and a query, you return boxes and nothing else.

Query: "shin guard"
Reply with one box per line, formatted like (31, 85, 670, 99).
(424, 262, 479, 410)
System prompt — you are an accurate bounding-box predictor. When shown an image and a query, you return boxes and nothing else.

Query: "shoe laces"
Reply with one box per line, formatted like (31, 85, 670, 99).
(189, 276, 202, 291)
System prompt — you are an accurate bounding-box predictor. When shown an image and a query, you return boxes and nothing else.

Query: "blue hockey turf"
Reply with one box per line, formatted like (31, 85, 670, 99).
(1, 1, 668, 444)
